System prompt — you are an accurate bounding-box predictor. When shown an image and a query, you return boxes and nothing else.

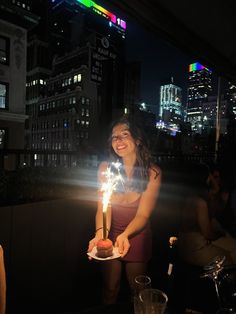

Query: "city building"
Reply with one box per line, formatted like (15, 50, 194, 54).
(225, 81, 236, 116)
(186, 62, 213, 133)
(28, 46, 98, 167)
(0, 0, 38, 169)
(201, 95, 228, 135)
(159, 77, 182, 131)
(26, 0, 127, 166)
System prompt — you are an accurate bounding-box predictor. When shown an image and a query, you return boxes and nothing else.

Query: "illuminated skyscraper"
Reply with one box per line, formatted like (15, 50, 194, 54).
(186, 62, 213, 133)
(159, 77, 182, 126)
(225, 81, 236, 115)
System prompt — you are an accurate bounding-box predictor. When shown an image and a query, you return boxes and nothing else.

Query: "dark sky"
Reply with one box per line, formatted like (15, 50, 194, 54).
(97, 0, 194, 113)
(125, 18, 194, 112)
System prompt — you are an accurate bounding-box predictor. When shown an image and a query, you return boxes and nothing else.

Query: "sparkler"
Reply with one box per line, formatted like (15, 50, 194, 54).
(101, 161, 123, 239)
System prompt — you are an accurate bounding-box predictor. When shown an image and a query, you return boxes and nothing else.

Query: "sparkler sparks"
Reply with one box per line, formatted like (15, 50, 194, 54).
(101, 161, 123, 239)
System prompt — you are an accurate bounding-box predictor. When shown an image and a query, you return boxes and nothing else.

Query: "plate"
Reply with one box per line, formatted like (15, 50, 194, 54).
(87, 246, 121, 261)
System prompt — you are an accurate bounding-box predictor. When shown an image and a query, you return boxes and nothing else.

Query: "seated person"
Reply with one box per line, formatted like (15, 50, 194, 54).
(0, 245, 6, 314)
(207, 163, 236, 237)
(177, 162, 236, 267)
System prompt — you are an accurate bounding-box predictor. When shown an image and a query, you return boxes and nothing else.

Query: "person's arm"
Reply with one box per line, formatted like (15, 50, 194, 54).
(196, 198, 224, 241)
(115, 166, 161, 257)
(0, 246, 6, 314)
(87, 162, 112, 254)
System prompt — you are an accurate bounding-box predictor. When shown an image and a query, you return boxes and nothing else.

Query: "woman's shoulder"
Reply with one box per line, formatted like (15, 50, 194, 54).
(194, 196, 208, 210)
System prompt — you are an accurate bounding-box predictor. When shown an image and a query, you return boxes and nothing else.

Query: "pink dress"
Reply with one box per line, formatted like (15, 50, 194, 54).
(109, 197, 152, 262)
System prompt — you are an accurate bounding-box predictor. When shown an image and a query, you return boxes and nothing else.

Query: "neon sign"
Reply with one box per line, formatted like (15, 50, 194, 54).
(189, 62, 211, 72)
(76, 0, 126, 30)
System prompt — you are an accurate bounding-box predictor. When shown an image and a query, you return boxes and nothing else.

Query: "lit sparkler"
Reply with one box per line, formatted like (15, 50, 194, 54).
(101, 161, 123, 239)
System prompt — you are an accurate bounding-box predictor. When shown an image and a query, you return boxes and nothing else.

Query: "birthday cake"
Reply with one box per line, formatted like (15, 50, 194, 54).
(96, 239, 113, 258)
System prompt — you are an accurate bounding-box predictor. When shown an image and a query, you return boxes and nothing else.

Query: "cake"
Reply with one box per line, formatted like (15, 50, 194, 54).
(96, 238, 113, 258)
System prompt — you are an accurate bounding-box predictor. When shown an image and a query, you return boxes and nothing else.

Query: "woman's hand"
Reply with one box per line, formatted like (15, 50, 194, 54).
(87, 236, 101, 260)
(115, 233, 130, 257)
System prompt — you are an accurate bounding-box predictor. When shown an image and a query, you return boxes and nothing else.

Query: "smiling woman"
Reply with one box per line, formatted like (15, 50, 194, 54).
(87, 114, 162, 305)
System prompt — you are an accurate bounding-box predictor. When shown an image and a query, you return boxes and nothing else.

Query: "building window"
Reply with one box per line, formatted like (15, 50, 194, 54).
(0, 129, 7, 148)
(74, 74, 81, 83)
(0, 36, 9, 65)
(0, 82, 9, 109)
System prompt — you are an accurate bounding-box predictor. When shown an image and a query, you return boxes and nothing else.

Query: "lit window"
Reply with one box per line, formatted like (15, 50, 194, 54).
(74, 74, 81, 83)
(0, 82, 8, 109)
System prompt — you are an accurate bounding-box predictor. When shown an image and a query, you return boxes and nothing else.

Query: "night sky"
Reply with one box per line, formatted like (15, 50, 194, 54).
(125, 18, 194, 113)
(97, 0, 194, 114)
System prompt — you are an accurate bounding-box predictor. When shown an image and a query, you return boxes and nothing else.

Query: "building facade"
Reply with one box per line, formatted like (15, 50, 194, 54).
(186, 62, 213, 133)
(0, 0, 38, 169)
(26, 0, 127, 166)
(201, 95, 228, 135)
(159, 77, 182, 130)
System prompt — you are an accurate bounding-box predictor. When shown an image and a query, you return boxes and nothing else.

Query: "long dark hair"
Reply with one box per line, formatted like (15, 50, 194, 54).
(107, 115, 158, 192)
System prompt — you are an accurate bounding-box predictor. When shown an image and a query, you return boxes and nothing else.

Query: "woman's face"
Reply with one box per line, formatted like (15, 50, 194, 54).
(111, 123, 137, 158)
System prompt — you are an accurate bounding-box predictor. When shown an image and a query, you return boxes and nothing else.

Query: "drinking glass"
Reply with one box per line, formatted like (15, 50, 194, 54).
(134, 275, 152, 294)
(133, 275, 152, 314)
(139, 288, 168, 314)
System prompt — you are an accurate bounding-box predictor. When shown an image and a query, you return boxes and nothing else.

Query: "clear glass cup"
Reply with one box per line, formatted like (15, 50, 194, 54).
(139, 288, 168, 314)
(133, 275, 152, 314)
(134, 275, 152, 294)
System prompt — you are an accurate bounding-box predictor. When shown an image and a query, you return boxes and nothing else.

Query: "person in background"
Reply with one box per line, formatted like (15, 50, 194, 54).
(87, 115, 161, 304)
(207, 163, 236, 237)
(0, 245, 6, 314)
(178, 162, 236, 267)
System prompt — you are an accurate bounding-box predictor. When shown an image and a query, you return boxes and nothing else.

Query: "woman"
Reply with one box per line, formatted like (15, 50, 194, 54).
(87, 115, 161, 304)
(178, 162, 236, 267)
(207, 164, 236, 237)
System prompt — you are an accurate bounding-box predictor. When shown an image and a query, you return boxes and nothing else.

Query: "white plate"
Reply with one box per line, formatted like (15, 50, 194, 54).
(87, 246, 121, 261)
